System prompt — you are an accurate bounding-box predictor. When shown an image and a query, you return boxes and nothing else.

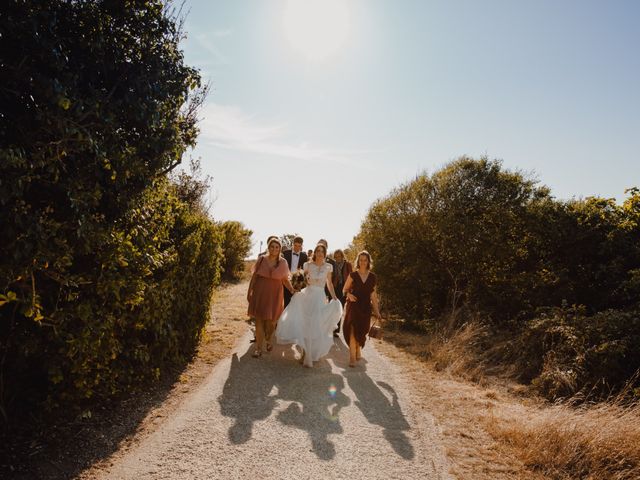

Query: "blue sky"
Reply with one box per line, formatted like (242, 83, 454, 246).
(180, 0, 640, 256)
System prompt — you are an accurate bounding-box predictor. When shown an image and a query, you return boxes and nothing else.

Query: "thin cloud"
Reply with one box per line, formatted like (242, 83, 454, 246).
(213, 28, 233, 37)
(198, 103, 373, 168)
(185, 32, 229, 66)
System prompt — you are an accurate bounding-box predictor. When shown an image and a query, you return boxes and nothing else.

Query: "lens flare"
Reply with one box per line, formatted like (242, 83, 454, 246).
(328, 384, 337, 398)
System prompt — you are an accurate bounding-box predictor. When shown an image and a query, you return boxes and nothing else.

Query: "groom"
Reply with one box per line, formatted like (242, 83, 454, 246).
(283, 236, 307, 307)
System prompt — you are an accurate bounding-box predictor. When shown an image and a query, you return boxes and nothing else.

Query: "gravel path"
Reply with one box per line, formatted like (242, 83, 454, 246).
(92, 330, 452, 479)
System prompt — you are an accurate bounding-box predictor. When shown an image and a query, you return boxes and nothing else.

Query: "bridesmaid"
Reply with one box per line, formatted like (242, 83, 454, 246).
(342, 250, 381, 367)
(247, 237, 295, 357)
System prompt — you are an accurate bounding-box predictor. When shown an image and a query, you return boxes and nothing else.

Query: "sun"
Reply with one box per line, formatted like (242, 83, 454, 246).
(283, 0, 351, 63)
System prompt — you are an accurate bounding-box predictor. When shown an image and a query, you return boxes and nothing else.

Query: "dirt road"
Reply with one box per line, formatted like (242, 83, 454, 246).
(85, 287, 452, 479)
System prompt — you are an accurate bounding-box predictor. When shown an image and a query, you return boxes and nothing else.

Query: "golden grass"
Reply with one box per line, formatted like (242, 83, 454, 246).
(383, 319, 488, 380)
(380, 320, 640, 479)
(486, 401, 640, 480)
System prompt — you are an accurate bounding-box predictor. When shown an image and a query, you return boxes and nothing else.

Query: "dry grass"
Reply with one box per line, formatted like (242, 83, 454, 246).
(383, 320, 488, 381)
(486, 401, 640, 480)
(380, 320, 640, 479)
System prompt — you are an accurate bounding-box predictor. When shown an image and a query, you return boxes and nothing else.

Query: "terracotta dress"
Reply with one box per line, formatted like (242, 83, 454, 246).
(247, 257, 290, 321)
(342, 271, 377, 348)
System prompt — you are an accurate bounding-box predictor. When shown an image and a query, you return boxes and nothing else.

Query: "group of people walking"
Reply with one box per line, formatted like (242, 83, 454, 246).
(246, 236, 381, 368)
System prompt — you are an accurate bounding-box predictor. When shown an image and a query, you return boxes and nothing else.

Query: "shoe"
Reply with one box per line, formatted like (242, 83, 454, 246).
(252, 349, 262, 358)
(266, 343, 273, 352)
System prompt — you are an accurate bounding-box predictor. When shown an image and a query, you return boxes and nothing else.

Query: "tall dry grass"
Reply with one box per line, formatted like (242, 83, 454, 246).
(383, 319, 488, 380)
(486, 400, 640, 480)
(382, 320, 640, 479)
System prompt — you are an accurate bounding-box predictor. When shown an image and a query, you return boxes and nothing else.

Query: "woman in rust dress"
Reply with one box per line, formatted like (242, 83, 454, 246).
(342, 250, 381, 367)
(247, 238, 295, 357)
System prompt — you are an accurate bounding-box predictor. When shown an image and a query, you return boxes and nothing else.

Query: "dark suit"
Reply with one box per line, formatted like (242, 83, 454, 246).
(282, 249, 308, 307)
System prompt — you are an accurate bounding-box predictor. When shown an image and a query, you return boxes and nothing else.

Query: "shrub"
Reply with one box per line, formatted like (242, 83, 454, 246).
(357, 157, 640, 398)
(0, 1, 218, 421)
(517, 305, 640, 399)
(219, 221, 253, 282)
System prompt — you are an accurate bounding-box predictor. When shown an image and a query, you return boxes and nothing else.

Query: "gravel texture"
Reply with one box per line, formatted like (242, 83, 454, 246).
(89, 332, 452, 480)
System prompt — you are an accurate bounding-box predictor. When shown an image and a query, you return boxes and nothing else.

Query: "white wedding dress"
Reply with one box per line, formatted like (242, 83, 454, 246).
(275, 261, 343, 366)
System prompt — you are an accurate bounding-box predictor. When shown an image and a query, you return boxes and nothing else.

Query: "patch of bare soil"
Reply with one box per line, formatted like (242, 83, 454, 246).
(4, 281, 250, 480)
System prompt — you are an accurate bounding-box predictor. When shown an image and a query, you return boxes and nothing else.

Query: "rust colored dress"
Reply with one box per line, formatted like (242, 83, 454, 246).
(342, 271, 377, 347)
(247, 256, 290, 321)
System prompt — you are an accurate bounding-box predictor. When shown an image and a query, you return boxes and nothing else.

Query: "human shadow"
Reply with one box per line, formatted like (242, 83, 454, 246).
(217, 349, 279, 444)
(274, 352, 351, 461)
(343, 358, 415, 459)
(217, 338, 353, 460)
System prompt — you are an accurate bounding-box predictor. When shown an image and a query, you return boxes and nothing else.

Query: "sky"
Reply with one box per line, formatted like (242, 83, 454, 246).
(179, 0, 640, 257)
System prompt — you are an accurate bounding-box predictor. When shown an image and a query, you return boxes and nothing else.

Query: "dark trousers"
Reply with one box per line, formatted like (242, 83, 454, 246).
(284, 288, 292, 308)
(333, 282, 346, 333)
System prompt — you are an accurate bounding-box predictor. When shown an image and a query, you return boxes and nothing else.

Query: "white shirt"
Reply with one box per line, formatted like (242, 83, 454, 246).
(290, 250, 301, 271)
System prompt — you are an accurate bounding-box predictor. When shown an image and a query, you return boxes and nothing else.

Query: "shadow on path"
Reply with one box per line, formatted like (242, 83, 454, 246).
(218, 342, 350, 460)
(342, 356, 415, 459)
(218, 337, 415, 461)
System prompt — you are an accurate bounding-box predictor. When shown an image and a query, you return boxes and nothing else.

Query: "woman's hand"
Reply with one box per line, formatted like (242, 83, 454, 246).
(346, 292, 357, 302)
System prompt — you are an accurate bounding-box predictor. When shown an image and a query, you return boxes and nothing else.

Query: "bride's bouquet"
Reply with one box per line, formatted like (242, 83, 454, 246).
(290, 269, 307, 292)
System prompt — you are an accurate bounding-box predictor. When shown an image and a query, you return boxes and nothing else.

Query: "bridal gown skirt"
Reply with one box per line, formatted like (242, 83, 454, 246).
(275, 285, 343, 362)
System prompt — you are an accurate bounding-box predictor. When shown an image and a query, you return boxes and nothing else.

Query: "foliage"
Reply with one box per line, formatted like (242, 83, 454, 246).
(219, 221, 253, 282)
(0, 1, 221, 421)
(279, 233, 300, 251)
(357, 156, 640, 398)
(517, 305, 640, 399)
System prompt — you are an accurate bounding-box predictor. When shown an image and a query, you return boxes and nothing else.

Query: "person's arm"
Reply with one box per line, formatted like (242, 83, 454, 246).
(247, 258, 263, 302)
(325, 270, 338, 301)
(371, 288, 382, 318)
(342, 275, 357, 302)
(282, 276, 295, 295)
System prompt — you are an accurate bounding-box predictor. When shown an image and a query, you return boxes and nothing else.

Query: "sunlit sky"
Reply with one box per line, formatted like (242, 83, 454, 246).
(181, 0, 640, 256)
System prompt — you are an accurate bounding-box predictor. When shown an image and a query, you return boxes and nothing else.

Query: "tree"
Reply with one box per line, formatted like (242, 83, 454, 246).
(219, 221, 253, 281)
(0, 0, 212, 421)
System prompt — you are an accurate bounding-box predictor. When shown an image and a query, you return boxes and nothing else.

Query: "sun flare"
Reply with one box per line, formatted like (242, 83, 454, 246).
(283, 0, 351, 63)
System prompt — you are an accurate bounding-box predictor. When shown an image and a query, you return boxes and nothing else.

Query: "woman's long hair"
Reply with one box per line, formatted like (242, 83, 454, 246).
(267, 238, 282, 268)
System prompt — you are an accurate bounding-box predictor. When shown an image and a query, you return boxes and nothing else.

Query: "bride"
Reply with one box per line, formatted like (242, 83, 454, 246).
(275, 243, 342, 368)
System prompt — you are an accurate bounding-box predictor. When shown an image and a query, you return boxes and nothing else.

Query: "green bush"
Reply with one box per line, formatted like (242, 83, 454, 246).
(218, 221, 253, 282)
(357, 157, 640, 399)
(0, 1, 222, 421)
(517, 305, 640, 399)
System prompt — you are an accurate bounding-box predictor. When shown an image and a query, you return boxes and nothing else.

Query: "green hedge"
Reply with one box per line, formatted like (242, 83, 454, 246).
(218, 221, 253, 282)
(0, 1, 226, 421)
(357, 157, 640, 398)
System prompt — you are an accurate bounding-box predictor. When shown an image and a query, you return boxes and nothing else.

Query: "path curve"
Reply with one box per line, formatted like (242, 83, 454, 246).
(89, 324, 451, 479)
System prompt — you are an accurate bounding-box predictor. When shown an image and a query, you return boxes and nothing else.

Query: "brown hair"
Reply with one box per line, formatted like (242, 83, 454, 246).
(356, 250, 372, 270)
(312, 244, 327, 262)
(333, 249, 345, 261)
(268, 238, 282, 267)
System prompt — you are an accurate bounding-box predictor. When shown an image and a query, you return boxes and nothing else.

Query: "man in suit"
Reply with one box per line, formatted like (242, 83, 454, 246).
(282, 236, 307, 307)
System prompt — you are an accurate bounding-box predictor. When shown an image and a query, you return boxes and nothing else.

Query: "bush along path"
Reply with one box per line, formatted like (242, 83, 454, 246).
(78, 280, 452, 480)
